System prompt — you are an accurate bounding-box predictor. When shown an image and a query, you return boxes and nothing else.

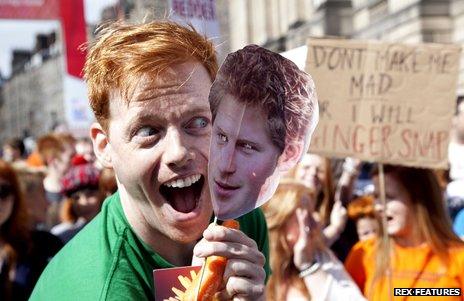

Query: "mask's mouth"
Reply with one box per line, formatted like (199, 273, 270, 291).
(215, 180, 240, 191)
(160, 174, 204, 213)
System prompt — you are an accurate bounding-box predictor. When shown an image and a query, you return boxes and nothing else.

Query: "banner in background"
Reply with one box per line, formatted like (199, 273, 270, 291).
(60, 0, 93, 136)
(168, 0, 220, 43)
(0, 0, 60, 19)
(306, 38, 461, 169)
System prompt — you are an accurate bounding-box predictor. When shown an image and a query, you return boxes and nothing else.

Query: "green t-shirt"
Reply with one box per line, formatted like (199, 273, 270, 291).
(30, 192, 270, 300)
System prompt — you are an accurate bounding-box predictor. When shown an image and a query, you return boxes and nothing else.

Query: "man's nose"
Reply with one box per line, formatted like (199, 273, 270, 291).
(217, 144, 236, 174)
(164, 128, 193, 169)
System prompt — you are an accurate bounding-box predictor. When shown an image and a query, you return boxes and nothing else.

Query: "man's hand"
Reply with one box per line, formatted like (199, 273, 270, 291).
(193, 223, 266, 301)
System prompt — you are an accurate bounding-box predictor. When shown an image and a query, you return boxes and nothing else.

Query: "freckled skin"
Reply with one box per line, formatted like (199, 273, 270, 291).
(102, 62, 214, 245)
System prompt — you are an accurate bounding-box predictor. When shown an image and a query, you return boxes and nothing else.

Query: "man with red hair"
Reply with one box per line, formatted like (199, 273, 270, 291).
(31, 21, 268, 300)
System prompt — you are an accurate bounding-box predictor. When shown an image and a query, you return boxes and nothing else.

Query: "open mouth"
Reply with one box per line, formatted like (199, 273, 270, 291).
(160, 174, 204, 213)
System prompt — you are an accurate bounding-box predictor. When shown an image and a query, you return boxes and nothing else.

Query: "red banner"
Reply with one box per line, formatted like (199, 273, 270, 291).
(60, 0, 86, 78)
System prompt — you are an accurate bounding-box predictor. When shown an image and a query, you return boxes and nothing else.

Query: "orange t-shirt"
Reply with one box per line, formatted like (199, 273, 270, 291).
(345, 238, 464, 301)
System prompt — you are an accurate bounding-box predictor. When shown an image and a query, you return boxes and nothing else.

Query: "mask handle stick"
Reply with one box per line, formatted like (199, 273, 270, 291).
(194, 216, 218, 301)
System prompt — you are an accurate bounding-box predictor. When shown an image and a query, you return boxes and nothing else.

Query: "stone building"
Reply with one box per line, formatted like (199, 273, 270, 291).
(0, 33, 64, 141)
(216, 0, 352, 53)
(351, 0, 464, 95)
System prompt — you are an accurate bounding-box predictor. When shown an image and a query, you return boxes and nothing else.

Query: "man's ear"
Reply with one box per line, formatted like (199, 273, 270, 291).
(277, 142, 304, 172)
(90, 122, 112, 168)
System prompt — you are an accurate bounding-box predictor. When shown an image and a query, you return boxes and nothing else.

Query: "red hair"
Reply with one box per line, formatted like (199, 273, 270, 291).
(84, 20, 218, 130)
(347, 195, 376, 220)
(369, 164, 464, 296)
(36, 134, 66, 164)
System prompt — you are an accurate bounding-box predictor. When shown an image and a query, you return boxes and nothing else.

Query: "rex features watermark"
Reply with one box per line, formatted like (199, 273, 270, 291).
(394, 288, 461, 297)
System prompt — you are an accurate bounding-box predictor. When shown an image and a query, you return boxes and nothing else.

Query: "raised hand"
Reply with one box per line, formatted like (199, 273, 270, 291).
(330, 200, 347, 233)
(293, 207, 319, 270)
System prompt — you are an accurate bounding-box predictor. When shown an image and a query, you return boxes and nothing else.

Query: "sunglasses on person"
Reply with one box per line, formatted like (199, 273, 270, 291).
(0, 184, 13, 200)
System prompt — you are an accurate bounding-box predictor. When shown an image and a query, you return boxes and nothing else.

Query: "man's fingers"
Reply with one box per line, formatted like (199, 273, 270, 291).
(223, 258, 266, 283)
(191, 250, 205, 266)
(193, 241, 265, 266)
(203, 223, 258, 248)
(215, 289, 231, 301)
(224, 276, 265, 299)
(193, 222, 266, 300)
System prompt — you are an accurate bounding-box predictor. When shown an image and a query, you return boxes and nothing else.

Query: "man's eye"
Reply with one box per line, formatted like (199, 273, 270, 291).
(188, 117, 209, 129)
(135, 126, 158, 137)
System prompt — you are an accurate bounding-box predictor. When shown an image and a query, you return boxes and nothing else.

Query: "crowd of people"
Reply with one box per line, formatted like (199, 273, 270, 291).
(0, 134, 117, 300)
(0, 19, 463, 301)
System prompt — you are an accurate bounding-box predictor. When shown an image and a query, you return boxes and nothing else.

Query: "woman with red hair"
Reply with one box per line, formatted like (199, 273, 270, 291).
(0, 160, 62, 300)
(345, 165, 464, 300)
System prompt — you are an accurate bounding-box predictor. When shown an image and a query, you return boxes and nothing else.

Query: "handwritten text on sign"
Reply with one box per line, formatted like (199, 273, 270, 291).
(306, 39, 461, 168)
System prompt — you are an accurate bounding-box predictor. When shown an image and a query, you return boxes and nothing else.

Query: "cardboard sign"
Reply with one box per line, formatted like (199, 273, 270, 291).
(153, 266, 201, 301)
(168, 0, 220, 44)
(306, 38, 461, 169)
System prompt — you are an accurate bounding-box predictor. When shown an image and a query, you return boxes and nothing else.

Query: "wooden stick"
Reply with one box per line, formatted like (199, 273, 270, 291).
(378, 163, 392, 301)
(194, 216, 218, 301)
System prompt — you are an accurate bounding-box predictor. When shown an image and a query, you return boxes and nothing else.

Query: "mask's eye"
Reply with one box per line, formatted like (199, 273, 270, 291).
(242, 143, 254, 151)
(135, 126, 158, 138)
(218, 133, 228, 143)
(239, 142, 258, 153)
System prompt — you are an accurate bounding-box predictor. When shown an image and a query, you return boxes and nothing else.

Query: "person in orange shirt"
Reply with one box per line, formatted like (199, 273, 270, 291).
(345, 165, 464, 300)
